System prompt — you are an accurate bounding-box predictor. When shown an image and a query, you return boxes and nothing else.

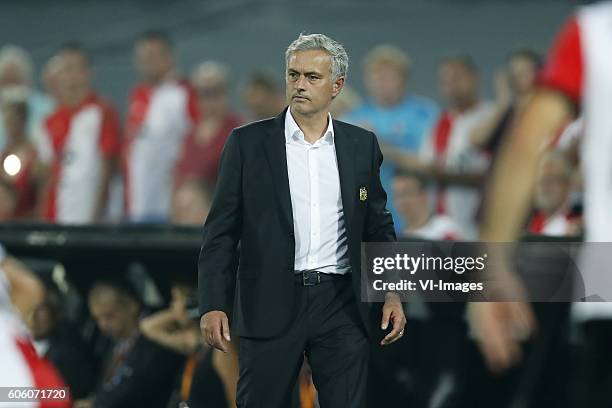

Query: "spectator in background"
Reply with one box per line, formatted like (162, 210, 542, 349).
(0, 45, 54, 151)
(241, 70, 285, 121)
(41, 56, 65, 104)
(418, 55, 493, 239)
(330, 85, 361, 119)
(30, 284, 96, 399)
(37, 44, 121, 224)
(124, 30, 198, 223)
(75, 280, 184, 408)
(171, 178, 213, 226)
(0, 87, 42, 219)
(0, 180, 17, 220)
(343, 45, 438, 232)
(175, 61, 242, 187)
(527, 150, 581, 236)
(393, 171, 462, 240)
(470, 49, 543, 154)
(140, 282, 238, 408)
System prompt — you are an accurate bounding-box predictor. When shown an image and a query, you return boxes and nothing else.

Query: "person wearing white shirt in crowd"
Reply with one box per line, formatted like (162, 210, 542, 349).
(393, 170, 463, 241)
(123, 30, 198, 222)
(0, 46, 54, 152)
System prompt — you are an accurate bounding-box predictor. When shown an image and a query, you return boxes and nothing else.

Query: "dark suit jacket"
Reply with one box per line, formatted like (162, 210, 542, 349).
(198, 108, 396, 339)
(93, 334, 185, 408)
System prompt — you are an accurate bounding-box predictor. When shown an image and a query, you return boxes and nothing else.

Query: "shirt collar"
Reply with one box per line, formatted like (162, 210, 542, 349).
(284, 108, 334, 145)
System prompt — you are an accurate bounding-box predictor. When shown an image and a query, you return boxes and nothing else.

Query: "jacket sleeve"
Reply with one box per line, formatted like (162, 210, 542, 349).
(198, 130, 242, 317)
(363, 132, 396, 242)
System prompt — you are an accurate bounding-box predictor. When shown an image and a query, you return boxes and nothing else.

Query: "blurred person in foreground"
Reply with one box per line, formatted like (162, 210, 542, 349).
(467, 3, 612, 407)
(393, 170, 463, 240)
(241, 70, 285, 121)
(37, 43, 121, 224)
(0, 87, 44, 219)
(75, 279, 184, 408)
(175, 61, 243, 187)
(527, 151, 581, 237)
(343, 44, 438, 233)
(30, 282, 95, 399)
(199, 33, 405, 407)
(0, 45, 54, 150)
(141, 282, 238, 407)
(123, 30, 198, 222)
(0, 244, 71, 408)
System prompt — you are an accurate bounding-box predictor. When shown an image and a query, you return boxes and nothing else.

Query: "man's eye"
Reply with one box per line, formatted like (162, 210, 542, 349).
(309, 75, 318, 80)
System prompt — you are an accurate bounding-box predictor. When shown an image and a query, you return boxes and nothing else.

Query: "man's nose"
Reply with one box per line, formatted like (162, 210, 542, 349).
(294, 75, 307, 91)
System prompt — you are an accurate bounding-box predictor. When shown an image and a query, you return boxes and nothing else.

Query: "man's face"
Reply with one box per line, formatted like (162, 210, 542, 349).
(0, 62, 26, 88)
(508, 56, 538, 95)
(171, 183, 211, 226)
(535, 158, 571, 213)
(56, 52, 90, 94)
(365, 64, 406, 107)
(194, 75, 228, 117)
(286, 49, 343, 117)
(244, 84, 279, 119)
(89, 293, 137, 341)
(134, 40, 173, 84)
(30, 301, 57, 341)
(393, 176, 428, 224)
(438, 62, 478, 108)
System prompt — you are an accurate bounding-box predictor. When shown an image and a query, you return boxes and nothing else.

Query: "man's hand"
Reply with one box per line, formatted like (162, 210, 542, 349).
(200, 311, 231, 353)
(467, 301, 536, 373)
(380, 292, 406, 346)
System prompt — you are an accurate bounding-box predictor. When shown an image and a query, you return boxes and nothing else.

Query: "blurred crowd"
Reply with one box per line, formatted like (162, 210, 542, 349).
(0, 30, 587, 407)
(0, 31, 583, 241)
(0, 249, 239, 408)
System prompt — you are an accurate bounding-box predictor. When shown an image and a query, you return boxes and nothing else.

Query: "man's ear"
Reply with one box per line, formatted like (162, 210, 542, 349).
(332, 76, 345, 98)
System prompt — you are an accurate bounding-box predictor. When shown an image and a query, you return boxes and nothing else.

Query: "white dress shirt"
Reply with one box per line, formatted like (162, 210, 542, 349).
(285, 109, 350, 275)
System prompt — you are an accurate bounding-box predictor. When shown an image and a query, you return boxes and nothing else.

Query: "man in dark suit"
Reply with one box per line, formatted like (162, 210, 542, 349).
(199, 33, 406, 408)
(78, 280, 185, 408)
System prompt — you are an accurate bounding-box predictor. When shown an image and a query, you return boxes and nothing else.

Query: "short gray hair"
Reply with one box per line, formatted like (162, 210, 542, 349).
(285, 33, 349, 82)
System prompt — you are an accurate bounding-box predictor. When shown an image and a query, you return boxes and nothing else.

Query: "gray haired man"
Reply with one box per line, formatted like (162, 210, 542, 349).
(199, 33, 405, 407)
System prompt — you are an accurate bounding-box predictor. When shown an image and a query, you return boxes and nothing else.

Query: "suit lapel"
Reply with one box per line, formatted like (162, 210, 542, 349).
(262, 111, 357, 234)
(333, 121, 356, 232)
(263, 109, 294, 232)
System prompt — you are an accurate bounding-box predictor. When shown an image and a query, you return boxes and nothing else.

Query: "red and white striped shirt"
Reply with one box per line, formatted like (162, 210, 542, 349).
(421, 102, 493, 239)
(123, 77, 198, 221)
(39, 93, 120, 224)
(539, 2, 612, 319)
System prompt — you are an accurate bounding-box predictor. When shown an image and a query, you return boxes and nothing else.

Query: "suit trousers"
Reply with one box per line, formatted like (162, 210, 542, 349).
(236, 273, 369, 408)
